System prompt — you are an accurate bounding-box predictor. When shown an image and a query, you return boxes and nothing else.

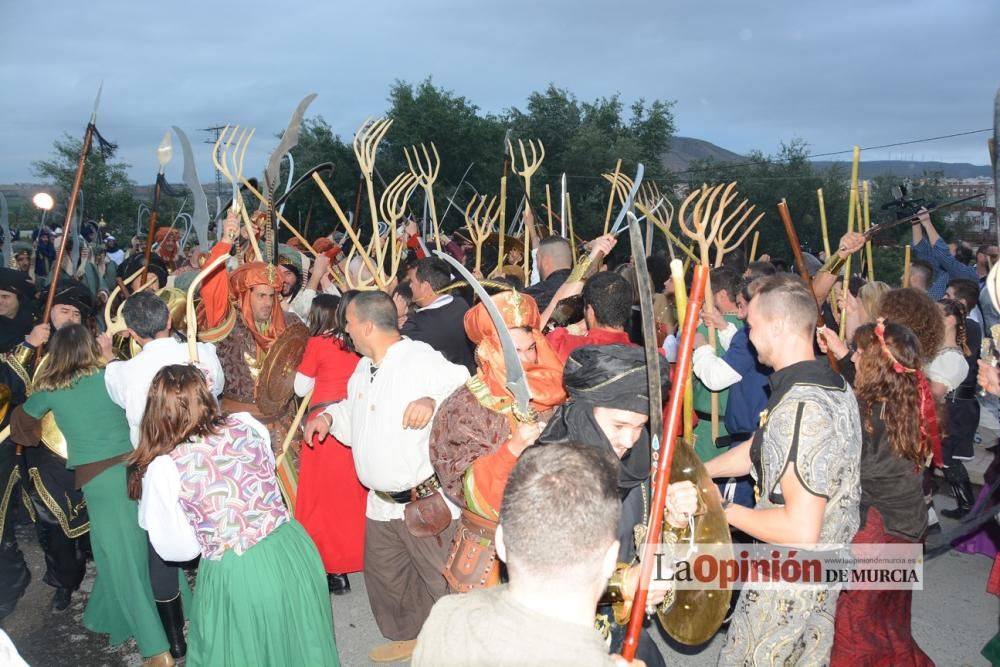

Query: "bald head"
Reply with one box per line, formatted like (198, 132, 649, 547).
(537, 236, 573, 279)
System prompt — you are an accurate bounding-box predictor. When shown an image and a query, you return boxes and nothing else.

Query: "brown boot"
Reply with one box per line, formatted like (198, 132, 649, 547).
(368, 639, 417, 663)
(143, 651, 176, 667)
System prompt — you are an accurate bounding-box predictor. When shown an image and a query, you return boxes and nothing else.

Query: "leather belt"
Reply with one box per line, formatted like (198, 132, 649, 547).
(375, 474, 442, 504)
(221, 397, 280, 424)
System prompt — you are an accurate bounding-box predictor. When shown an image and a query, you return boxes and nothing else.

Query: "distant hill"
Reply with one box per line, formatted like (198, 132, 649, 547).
(809, 160, 992, 180)
(661, 136, 744, 172)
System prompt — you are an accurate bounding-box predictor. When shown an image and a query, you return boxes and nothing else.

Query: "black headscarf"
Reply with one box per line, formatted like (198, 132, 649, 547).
(539, 345, 669, 493)
(51, 279, 95, 321)
(0, 268, 37, 353)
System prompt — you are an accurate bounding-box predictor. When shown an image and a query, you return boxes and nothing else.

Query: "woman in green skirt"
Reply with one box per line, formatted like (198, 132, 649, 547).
(12, 324, 173, 666)
(129, 364, 339, 667)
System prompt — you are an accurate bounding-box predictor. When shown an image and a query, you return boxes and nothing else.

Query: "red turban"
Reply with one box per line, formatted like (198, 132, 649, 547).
(464, 290, 565, 412)
(229, 262, 286, 350)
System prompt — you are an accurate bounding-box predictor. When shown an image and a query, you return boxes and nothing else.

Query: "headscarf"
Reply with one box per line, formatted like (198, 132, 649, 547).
(51, 278, 95, 320)
(463, 289, 565, 412)
(229, 261, 286, 350)
(540, 344, 669, 493)
(0, 268, 36, 352)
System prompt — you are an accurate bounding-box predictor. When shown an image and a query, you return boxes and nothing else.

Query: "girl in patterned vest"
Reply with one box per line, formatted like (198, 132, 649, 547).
(128, 364, 340, 667)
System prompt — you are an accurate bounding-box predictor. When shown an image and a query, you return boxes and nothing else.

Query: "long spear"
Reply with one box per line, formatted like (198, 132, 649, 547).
(42, 84, 102, 327)
(140, 131, 174, 285)
(622, 262, 709, 660)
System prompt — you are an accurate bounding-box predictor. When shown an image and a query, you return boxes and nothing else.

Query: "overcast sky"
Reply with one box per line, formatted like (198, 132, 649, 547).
(1, 0, 997, 187)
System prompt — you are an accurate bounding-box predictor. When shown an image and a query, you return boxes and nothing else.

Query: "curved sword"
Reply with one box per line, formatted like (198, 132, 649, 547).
(433, 250, 533, 419)
(262, 93, 317, 213)
(172, 126, 211, 250)
(0, 192, 10, 268)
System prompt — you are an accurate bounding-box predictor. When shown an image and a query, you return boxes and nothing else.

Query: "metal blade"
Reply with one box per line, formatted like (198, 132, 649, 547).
(609, 163, 645, 236)
(627, 213, 663, 447)
(157, 129, 173, 173)
(273, 162, 335, 209)
(89, 81, 103, 125)
(994, 87, 999, 249)
(172, 126, 211, 250)
(433, 250, 533, 416)
(559, 173, 567, 237)
(438, 162, 475, 227)
(264, 94, 317, 209)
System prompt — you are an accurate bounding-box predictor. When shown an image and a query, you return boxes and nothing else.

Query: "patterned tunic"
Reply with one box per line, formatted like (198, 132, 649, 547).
(720, 360, 862, 667)
(170, 415, 289, 560)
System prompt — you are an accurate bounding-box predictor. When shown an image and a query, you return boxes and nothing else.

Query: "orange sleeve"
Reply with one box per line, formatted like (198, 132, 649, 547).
(468, 441, 519, 513)
(200, 241, 234, 328)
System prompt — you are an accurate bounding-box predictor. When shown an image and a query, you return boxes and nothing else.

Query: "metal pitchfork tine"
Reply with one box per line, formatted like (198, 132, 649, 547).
(404, 143, 442, 251)
(380, 171, 419, 279)
(508, 138, 545, 201)
(463, 195, 500, 276)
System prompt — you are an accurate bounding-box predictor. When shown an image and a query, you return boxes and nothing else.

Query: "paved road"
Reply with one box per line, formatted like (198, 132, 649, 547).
(1, 494, 997, 666)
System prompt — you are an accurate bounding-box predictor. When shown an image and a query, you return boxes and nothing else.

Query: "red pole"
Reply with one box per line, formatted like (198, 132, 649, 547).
(621, 263, 709, 660)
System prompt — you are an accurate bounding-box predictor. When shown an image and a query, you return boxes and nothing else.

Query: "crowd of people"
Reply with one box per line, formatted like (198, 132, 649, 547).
(0, 193, 997, 667)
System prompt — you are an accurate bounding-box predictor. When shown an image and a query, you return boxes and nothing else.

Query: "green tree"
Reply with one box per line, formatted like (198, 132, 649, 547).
(32, 134, 139, 241)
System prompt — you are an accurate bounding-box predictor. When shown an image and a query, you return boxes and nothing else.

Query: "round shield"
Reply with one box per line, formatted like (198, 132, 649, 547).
(255, 321, 310, 416)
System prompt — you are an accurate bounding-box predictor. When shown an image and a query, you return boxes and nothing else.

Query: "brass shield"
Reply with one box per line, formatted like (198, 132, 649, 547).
(255, 321, 309, 416)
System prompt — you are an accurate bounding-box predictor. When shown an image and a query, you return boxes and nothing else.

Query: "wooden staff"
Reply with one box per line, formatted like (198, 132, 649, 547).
(621, 264, 708, 660)
(778, 200, 840, 371)
(545, 183, 554, 236)
(817, 188, 831, 259)
(496, 131, 512, 275)
(862, 180, 875, 281)
(603, 158, 622, 235)
(565, 192, 577, 260)
(749, 230, 760, 262)
(903, 245, 912, 288)
(839, 146, 861, 339)
(670, 259, 695, 443)
(43, 95, 100, 329)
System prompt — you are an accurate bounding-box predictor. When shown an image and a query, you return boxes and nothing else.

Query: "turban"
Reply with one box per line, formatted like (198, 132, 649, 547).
(313, 237, 334, 254)
(563, 344, 669, 415)
(463, 290, 565, 412)
(229, 262, 286, 350)
(0, 268, 33, 302)
(540, 344, 668, 493)
(154, 227, 180, 243)
(51, 278, 95, 320)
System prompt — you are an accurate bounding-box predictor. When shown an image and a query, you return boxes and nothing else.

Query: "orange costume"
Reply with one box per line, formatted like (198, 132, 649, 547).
(429, 290, 566, 520)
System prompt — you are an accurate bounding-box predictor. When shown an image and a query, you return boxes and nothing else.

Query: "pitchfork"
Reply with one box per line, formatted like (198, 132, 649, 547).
(463, 195, 500, 276)
(353, 117, 394, 266)
(380, 171, 419, 280)
(212, 125, 262, 261)
(404, 143, 442, 252)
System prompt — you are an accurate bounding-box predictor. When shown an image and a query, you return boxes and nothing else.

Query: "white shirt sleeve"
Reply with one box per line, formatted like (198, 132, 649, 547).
(294, 372, 315, 398)
(289, 288, 314, 321)
(138, 456, 201, 562)
(323, 399, 352, 445)
(104, 360, 127, 409)
(199, 343, 226, 398)
(717, 322, 738, 351)
(692, 345, 743, 391)
(925, 350, 968, 392)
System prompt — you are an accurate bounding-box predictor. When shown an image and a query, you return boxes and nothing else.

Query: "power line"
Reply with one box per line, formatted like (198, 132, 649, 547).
(561, 127, 993, 182)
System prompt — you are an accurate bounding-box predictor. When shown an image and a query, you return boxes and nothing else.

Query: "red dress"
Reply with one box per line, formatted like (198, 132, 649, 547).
(295, 335, 366, 574)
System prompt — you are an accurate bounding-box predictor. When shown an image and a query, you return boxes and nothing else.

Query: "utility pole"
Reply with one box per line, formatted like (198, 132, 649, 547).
(200, 126, 226, 217)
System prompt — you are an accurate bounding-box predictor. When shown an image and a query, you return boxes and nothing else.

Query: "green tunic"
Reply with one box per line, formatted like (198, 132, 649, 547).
(23, 369, 169, 657)
(692, 314, 744, 463)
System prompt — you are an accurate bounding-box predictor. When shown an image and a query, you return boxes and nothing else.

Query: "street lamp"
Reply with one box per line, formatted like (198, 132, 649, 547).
(32, 192, 54, 228)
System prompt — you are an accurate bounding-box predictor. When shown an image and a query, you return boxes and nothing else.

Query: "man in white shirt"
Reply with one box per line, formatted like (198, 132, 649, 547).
(105, 292, 225, 448)
(305, 290, 469, 664)
(103, 290, 225, 660)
